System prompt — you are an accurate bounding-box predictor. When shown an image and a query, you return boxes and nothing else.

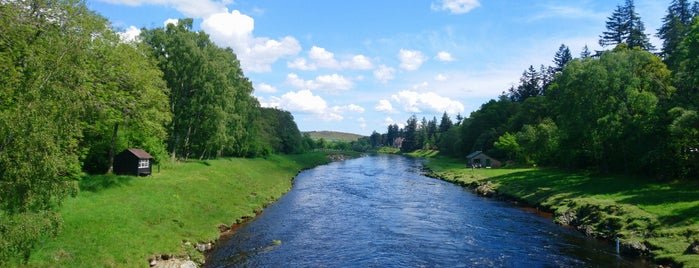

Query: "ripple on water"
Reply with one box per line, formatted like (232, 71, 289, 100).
(206, 155, 648, 268)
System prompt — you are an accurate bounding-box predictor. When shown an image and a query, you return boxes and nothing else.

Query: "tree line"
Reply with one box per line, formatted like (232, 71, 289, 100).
(0, 1, 308, 264)
(376, 0, 699, 180)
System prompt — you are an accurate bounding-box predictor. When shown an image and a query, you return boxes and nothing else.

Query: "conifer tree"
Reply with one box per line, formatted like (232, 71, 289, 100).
(553, 44, 573, 72)
(599, 0, 654, 51)
(657, 0, 698, 70)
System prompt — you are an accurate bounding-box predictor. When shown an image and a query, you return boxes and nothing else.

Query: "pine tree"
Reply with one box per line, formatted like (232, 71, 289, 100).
(657, 0, 698, 70)
(553, 44, 573, 72)
(600, 4, 627, 47)
(599, 0, 654, 51)
(580, 45, 592, 59)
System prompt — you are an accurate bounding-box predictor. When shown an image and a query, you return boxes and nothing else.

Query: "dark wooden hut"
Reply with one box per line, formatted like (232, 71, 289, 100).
(114, 148, 153, 176)
(466, 151, 501, 168)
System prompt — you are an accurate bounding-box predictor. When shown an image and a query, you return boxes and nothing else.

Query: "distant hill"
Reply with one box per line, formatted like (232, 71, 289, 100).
(304, 131, 365, 142)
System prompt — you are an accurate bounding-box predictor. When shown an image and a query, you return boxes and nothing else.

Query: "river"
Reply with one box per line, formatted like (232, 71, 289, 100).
(206, 155, 646, 267)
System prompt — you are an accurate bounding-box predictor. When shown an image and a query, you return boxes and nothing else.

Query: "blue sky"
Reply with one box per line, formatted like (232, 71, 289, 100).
(88, 0, 667, 136)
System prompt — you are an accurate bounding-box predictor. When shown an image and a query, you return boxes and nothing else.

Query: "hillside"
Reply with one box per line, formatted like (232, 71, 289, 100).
(304, 131, 365, 142)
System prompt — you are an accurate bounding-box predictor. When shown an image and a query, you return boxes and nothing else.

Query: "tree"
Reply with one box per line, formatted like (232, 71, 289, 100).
(553, 44, 573, 73)
(140, 19, 261, 159)
(509, 65, 542, 102)
(548, 47, 673, 173)
(657, 0, 698, 70)
(599, 0, 654, 51)
(438, 112, 453, 134)
(386, 124, 400, 147)
(401, 115, 419, 152)
(494, 132, 522, 162)
(369, 131, 382, 147)
(255, 108, 304, 154)
(0, 0, 111, 263)
(580, 45, 592, 59)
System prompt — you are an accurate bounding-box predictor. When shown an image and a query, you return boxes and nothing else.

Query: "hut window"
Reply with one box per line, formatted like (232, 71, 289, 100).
(139, 159, 150, 168)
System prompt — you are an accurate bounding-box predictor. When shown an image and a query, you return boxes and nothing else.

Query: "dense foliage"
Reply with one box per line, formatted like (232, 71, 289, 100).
(377, 0, 699, 180)
(0, 0, 308, 264)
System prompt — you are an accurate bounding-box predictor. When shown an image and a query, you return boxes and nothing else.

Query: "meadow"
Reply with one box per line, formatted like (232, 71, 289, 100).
(27, 153, 330, 267)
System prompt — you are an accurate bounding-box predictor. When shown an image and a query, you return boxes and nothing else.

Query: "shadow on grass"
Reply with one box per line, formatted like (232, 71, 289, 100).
(489, 169, 699, 226)
(80, 174, 134, 192)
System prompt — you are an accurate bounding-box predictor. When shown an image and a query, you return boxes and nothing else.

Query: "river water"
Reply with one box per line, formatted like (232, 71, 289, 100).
(206, 155, 645, 267)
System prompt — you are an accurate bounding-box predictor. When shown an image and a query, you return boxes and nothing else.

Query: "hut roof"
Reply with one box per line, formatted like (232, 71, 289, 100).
(466, 151, 483, 159)
(125, 148, 153, 159)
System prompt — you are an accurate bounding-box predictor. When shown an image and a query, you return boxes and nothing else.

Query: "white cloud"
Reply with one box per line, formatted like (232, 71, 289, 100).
(293, 48, 373, 70)
(391, 90, 465, 114)
(262, 89, 327, 114)
(287, 58, 316, 71)
(375, 99, 396, 113)
(435, 51, 455, 62)
(255, 82, 277, 93)
(431, 0, 481, 14)
(201, 10, 301, 72)
(118, 25, 141, 42)
(286, 73, 354, 91)
(342, 55, 374, 70)
(374, 65, 396, 83)
(435, 74, 448, 81)
(164, 18, 179, 27)
(315, 74, 353, 91)
(398, 49, 427, 71)
(332, 104, 365, 113)
(258, 90, 362, 122)
(309, 46, 340, 69)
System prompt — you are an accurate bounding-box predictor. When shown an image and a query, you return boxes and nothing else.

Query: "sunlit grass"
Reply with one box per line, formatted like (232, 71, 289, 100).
(424, 157, 699, 267)
(28, 153, 330, 267)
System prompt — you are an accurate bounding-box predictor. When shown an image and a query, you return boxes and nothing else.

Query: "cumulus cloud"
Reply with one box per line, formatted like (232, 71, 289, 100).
(398, 49, 427, 71)
(342, 55, 374, 70)
(163, 18, 179, 27)
(259, 90, 364, 122)
(201, 10, 301, 72)
(289, 49, 373, 71)
(255, 82, 277, 93)
(286, 73, 354, 91)
(435, 74, 448, 81)
(435, 51, 455, 62)
(261, 89, 327, 114)
(375, 99, 396, 113)
(332, 104, 365, 113)
(309, 46, 340, 69)
(374, 64, 396, 83)
(287, 58, 316, 71)
(431, 0, 481, 14)
(118, 25, 141, 42)
(391, 90, 465, 114)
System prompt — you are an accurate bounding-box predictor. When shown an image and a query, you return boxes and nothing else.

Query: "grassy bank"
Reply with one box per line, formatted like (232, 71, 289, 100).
(27, 153, 330, 267)
(424, 156, 699, 266)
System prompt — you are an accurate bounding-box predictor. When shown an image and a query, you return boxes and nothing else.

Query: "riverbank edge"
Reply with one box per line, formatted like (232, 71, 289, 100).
(419, 162, 682, 267)
(154, 152, 361, 268)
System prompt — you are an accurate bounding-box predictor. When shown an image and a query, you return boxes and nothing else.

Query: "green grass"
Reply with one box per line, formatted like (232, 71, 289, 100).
(304, 131, 364, 142)
(424, 156, 699, 267)
(27, 153, 330, 267)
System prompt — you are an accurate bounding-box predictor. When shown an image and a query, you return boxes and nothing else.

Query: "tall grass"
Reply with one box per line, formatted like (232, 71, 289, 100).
(27, 153, 329, 267)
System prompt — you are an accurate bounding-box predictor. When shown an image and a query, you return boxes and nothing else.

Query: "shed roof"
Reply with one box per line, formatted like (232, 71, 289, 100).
(466, 151, 482, 159)
(125, 148, 153, 159)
